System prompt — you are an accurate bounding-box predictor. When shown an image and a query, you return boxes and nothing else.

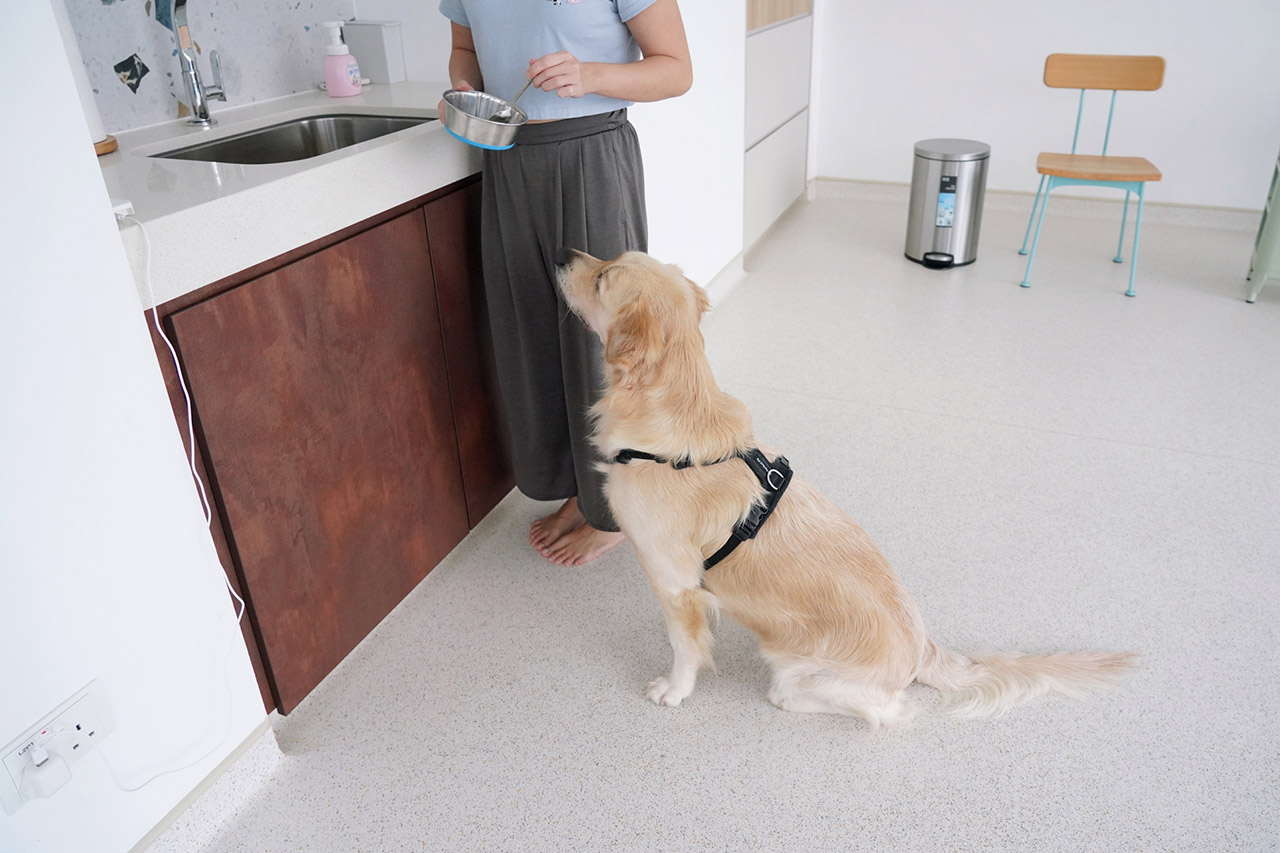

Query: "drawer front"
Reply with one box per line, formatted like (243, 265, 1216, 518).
(746, 14, 813, 150)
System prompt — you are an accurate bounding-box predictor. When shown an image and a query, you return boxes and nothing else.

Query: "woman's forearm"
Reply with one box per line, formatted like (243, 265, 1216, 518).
(608, 0, 693, 102)
(449, 47, 482, 90)
(448, 22, 483, 90)
(583, 55, 692, 103)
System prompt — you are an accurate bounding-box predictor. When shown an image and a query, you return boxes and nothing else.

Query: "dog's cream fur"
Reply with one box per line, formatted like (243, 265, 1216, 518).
(557, 249, 1136, 727)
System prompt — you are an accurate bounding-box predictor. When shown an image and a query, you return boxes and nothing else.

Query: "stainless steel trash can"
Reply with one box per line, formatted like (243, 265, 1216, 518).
(905, 138, 990, 268)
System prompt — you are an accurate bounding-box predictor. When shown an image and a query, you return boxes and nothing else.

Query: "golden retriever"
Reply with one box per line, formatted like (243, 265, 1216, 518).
(556, 249, 1135, 728)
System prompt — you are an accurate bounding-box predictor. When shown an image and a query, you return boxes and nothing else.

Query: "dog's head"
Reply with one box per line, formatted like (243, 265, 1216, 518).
(556, 249, 710, 386)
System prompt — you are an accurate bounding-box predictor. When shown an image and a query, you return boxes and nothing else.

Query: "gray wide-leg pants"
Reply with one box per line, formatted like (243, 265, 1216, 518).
(480, 110, 647, 532)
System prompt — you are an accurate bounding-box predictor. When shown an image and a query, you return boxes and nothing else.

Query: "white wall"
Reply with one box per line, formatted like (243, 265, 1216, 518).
(1, 4, 265, 851)
(813, 0, 1280, 210)
(354, 0, 453, 86)
(354, 0, 746, 287)
(629, 1, 746, 286)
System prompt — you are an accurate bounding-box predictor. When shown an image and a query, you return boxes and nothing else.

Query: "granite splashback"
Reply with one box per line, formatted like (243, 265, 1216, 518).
(65, 0, 354, 133)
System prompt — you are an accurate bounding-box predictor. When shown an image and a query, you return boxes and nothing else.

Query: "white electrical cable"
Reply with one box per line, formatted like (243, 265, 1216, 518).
(96, 212, 253, 794)
(30, 630, 238, 793)
(120, 213, 246, 624)
(93, 632, 241, 793)
(27, 651, 242, 796)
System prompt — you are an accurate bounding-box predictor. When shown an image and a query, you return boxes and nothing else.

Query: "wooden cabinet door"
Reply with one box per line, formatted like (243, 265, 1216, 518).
(168, 210, 469, 713)
(426, 182, 515, 527)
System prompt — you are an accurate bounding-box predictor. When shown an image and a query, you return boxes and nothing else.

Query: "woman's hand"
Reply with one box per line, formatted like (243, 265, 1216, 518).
(437, 79, 474, 118)
(528, 52, 594, 100)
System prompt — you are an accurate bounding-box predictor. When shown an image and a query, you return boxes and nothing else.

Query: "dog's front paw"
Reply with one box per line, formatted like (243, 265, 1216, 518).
(646, 676, 692, 707)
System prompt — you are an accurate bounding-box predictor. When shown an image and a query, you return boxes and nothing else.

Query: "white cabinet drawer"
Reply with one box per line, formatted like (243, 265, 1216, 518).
(746, 15, 813, 150)
(745, 109, 808, 248)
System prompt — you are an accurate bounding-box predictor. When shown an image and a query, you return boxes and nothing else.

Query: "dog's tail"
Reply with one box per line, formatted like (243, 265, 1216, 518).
(915, 640, 1137, 717)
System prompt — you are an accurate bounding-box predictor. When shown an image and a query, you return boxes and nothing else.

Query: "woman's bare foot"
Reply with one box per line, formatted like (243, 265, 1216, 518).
(530, 498, 585, 554)
(544, 524, 626, 567)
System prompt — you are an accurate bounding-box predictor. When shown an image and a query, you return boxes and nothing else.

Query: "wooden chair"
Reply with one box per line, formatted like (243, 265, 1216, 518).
(1018, 54, 1165, 297)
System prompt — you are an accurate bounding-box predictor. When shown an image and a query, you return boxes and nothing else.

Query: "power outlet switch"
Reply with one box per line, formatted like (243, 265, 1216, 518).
(0, 681, 115, 814)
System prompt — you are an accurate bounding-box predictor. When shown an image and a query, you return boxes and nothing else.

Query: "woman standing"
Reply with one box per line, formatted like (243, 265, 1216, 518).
(439, 0, 692, 566)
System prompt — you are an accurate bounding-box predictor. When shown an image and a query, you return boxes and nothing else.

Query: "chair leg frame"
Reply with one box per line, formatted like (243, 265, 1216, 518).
(1114, 191, 1130, 263)
(1019, 174, 1047, 256)
(1018, 176, 1147, 296)
(1247, 274, 1270, 303)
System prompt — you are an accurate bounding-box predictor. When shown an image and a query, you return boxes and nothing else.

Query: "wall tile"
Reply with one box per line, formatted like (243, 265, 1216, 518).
(65, 0, 354, 132)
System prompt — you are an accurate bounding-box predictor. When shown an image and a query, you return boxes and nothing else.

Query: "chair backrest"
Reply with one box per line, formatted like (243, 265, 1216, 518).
(1043, 54, 1165, 156)
(1044, 54, 1165, 91)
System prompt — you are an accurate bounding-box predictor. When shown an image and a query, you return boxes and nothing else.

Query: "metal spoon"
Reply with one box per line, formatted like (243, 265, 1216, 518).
(490, 78, 532, 123)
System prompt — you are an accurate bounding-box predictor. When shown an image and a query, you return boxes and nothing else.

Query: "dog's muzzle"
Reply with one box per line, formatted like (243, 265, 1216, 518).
(555, 246, 584, 268)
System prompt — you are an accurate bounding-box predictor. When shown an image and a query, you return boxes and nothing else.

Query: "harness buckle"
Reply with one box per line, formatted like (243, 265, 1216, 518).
(739, 502, 767, 538)
(700, 448, 794, 572)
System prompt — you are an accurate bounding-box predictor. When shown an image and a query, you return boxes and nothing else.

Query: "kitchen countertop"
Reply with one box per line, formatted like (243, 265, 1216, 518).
(102, 81, 481, 309)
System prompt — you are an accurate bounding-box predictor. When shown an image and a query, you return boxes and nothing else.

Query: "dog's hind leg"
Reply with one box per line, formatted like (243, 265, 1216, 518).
(766, 657, 917, 730)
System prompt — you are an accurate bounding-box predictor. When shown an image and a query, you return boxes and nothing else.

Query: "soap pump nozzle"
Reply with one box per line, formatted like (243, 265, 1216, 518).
(321, 21, 349, 56)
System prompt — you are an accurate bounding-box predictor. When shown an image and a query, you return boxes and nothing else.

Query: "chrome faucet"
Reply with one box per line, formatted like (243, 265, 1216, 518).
(172, 0, 226, 126)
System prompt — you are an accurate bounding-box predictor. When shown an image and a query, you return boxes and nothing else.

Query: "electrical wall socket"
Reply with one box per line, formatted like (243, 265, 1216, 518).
(1, 681, 115, 815)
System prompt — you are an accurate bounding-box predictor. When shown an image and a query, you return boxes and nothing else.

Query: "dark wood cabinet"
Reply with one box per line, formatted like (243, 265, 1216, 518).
(426, 182, 515, 527)
(150, 178, 512, 714)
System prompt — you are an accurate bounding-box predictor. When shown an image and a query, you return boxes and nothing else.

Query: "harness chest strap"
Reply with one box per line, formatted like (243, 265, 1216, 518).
(611, 447, 794, 571)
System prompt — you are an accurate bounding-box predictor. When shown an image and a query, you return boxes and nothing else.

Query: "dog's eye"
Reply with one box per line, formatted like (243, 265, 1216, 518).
(595, 265, 616, 291)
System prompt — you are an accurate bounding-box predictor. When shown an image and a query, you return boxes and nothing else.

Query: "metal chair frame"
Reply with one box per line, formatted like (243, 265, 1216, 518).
(1017, 56, 1164, 297)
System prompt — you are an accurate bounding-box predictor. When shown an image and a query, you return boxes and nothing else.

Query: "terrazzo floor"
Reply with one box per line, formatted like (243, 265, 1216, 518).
(151, 185, 1280, 852)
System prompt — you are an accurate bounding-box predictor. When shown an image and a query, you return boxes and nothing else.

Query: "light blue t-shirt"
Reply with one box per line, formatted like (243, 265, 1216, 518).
(439, 0, 659, 120)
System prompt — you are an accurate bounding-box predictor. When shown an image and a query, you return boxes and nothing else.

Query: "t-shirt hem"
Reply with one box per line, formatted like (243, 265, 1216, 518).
(524, 102, 634, 121)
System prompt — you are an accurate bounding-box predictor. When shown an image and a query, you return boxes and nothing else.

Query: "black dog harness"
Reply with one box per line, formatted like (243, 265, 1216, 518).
(611, 447, 794, 571)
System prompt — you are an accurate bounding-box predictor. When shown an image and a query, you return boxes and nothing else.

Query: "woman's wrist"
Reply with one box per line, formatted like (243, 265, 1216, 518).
(579, 63, 602, 99)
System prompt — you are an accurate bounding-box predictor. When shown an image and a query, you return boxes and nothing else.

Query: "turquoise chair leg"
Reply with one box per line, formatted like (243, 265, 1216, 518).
(1019, 174, 1047, 255)
(1247, 274, 1268, 303)
(1125, 186, 1145, 297)
(1020, 180, 1053, 288)
(1114, 191, 1130, 263)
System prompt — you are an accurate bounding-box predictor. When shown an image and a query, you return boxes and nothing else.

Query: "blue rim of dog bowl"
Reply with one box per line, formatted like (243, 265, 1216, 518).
(444, 123, 515, 151)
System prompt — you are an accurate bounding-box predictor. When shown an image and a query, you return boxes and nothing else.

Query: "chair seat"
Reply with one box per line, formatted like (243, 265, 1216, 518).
(1037, 152, 1162, 182)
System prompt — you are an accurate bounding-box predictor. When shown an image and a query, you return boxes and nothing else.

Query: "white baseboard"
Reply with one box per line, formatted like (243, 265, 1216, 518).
(810, 177, 1263, 232)
(704, 252, 747, 309)
(130, 717, 274, 853)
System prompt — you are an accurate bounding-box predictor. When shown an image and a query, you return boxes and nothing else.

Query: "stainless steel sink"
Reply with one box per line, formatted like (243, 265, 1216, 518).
(151, 113, 435, 164)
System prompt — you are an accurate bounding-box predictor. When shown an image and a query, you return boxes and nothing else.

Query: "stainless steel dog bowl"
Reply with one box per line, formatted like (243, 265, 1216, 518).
(442, 89, 528, 150)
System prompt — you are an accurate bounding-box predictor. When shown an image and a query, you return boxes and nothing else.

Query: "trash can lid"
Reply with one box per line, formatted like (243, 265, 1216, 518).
(914, 138, 991, 162)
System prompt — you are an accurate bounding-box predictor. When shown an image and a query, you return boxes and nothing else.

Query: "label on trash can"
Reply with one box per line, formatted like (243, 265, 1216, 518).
(936, 176, 957, 227)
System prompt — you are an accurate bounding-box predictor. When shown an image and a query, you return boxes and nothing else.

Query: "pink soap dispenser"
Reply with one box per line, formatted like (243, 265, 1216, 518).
(321, 21, 361, 97)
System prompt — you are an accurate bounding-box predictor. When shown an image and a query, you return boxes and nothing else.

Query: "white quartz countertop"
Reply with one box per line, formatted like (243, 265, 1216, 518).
(102, 81, 481, 309)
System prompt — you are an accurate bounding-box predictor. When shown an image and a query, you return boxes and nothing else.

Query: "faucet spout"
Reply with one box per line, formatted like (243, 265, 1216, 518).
(172, 0, 225, 126)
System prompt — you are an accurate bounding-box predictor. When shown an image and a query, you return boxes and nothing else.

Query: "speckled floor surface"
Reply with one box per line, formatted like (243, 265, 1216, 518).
(151, 186, 1280, 852)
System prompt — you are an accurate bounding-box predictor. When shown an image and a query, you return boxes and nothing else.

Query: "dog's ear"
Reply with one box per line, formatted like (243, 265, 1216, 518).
(685, 276, 711, 315)
(605, 295, 665, 382)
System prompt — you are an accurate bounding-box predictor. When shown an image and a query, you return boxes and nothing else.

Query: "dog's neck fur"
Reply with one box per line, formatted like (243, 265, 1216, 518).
(593, 319, 754, 465)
